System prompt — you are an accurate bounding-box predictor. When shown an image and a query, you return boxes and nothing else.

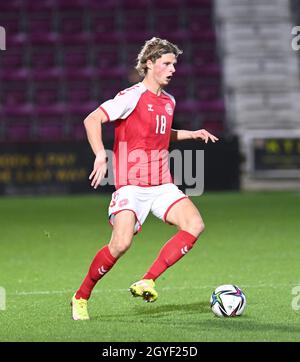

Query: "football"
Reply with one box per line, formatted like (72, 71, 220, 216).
(210, 284, 246, 317)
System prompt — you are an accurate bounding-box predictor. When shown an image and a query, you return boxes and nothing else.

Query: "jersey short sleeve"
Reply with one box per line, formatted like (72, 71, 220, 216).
(99, 82, 146, 122)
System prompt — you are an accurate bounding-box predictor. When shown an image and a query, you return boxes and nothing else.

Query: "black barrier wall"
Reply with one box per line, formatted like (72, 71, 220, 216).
(0, 137, 240, 196)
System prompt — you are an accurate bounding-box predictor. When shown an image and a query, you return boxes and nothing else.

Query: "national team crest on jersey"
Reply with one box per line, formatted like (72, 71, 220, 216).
(165, 103, 173, 115)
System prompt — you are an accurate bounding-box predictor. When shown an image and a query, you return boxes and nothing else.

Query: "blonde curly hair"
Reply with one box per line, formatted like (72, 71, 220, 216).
(135, 37, 183, 76)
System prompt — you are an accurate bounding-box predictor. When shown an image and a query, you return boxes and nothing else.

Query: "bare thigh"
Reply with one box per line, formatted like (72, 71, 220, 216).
(165, 198, 205, 238)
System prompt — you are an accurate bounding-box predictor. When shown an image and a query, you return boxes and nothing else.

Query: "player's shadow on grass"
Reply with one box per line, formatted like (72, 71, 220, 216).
(100, 305, 300, 336)
(100, 301, 210, 321)
(133, 301, 210, 316)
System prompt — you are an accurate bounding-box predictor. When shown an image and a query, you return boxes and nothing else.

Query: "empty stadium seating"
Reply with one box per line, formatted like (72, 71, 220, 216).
(0, 0, 225, 142)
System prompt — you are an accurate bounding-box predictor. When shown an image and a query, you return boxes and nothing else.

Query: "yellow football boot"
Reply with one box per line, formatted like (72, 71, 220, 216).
(71, 294, 90, 320)
(129, 279, 158, 302)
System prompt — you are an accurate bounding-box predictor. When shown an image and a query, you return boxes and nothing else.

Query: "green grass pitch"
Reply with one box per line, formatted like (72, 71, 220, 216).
(0, 191, 300, 342)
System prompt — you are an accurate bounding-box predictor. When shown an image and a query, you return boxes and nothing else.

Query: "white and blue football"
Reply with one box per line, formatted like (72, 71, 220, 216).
(210, 284, 246, 317)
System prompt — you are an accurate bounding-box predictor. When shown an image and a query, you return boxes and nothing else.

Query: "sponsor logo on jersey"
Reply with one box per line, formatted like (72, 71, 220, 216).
(147, 104, 154, 112)
(165, 103, 173, 115)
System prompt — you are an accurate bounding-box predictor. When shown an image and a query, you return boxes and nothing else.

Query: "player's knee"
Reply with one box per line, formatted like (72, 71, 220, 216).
(194, 218, 205, 237)
(109, 240, 131, 257)
(182, 216, 205, 238)
(109, 235, 132, 257)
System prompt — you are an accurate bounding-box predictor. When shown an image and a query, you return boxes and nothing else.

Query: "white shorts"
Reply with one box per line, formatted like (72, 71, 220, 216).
(108, 183, 188, 234)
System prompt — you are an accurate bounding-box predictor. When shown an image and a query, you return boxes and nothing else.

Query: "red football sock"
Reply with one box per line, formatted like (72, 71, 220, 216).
(75, 245, 117, 300)
(143, 230, 198, 281)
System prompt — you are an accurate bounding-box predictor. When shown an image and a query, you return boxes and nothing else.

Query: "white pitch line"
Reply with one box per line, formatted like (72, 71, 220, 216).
(9, 283, 298, 296)
(12, 289, 120, 296)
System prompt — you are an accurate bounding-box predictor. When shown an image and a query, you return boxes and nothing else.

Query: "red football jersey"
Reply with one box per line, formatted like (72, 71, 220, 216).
(99, 82, 176, 189)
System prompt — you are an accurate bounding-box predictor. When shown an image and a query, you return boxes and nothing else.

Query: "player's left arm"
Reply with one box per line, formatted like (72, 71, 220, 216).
(170, 129, 219, 143)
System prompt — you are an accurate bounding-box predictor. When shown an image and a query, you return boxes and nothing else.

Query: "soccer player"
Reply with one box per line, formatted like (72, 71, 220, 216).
(71, 37, 219, 320)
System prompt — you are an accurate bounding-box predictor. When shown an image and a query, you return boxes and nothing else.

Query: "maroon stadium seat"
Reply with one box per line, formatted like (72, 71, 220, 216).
(24, 0, 57, 11)
(26, 13, 55, 34)
(35, 121, 66, 141)
(6, 121, 32, 141)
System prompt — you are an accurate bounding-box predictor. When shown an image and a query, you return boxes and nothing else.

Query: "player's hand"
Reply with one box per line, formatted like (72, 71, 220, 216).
(191, 129, 219, 144)
(89, 151, 108, 189)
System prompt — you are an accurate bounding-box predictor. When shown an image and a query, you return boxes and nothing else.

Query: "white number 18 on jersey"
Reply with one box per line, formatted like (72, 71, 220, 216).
(155, 115, 166, 134)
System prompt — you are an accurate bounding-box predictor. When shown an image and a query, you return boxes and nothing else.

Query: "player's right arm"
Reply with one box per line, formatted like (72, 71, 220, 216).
(83, 108, 109, 189)
(84, 83, 144, 189)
